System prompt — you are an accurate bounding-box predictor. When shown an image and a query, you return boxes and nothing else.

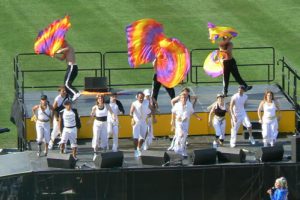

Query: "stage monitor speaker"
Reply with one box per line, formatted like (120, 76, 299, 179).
(94, 151, 123, 168)
(256, 145, 284, 162)
(192, 148, 217, 165)
(84, 77, 108, 92)
(141, 151, 182, 166)
(47, 153, 76, 169)
(217, 147, 246, 163)
(291, 136, 300, 162)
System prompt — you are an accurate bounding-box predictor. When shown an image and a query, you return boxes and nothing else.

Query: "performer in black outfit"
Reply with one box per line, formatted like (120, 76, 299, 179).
(151, 59, 175, 101)
(219, 37, 252, 96)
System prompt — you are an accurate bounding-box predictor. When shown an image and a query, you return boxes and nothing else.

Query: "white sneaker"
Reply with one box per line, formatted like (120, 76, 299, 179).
(213, 141, 218, 148)
(72, 92, 81, 101)
(134, 150, 139, 158)
(48, 140, 53, 150)
(230, 143, 236, 148)
(93, 153, 97, 161)
(249, 136, 256, 145)
(63, 148, 67, 154)
(143, 143, 148, 151)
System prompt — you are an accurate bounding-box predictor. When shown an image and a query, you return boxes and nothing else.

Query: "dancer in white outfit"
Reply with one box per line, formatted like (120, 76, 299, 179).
(32, 95, 53, 156)
(171, 93, 201, 156)
(91, 95, 115, 159)
(257, 90, 281, 147)
(230, 86, 255, 148)
(208, 94, 228, 148)
(107, 93, 124, 152)
(130, 92, 151, 157)
(142, 89, 159, 150)
(49, 86, 70, 150)
(58, 100, 81, 159)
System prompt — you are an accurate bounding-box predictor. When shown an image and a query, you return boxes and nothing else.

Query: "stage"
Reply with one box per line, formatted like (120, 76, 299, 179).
(21, 84, 295, 141)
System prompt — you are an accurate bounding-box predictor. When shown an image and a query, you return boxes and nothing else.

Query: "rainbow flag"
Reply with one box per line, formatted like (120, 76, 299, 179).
(126, 19, 190, 88)
(34, 15, 71, 57)
(203, 50, 224, 78)
(208, 22, 238, 43)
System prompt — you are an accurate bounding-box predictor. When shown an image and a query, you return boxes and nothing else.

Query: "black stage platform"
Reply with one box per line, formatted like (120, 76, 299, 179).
(1, 135, 300, 200)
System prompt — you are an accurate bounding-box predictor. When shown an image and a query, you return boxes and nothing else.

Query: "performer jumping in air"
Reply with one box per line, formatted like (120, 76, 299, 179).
(32, 95, 53, 157)
(219, 36, 252, 96)
(55, 40, 81, 101)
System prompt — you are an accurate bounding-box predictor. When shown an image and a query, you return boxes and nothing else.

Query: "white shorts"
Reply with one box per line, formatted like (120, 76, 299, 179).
(36, 121, 50, 143)
(60, 127, 77, 148)
(132, 120, 147, 140)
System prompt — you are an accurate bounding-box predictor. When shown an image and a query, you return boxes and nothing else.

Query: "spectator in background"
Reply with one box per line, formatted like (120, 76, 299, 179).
(267, 177, 288, 200)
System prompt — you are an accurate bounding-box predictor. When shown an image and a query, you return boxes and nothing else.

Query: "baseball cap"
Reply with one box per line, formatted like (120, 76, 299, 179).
(239, 85, 246, 90)
(41, 95, 48, 100)
(143, 89, 151, 96)
(216, 93, 225, 98)
(63, 99, 72, 105)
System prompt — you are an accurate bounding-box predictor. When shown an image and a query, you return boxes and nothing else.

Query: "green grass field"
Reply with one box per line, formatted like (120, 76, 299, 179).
(1, 0, 300, 148)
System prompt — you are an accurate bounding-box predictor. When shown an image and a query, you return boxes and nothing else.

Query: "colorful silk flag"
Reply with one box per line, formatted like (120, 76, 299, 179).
(203, 50, 224, 78)
(207, 22, 238, 44)
(126, 18, 190, 88)
(34, 15, 71, 57)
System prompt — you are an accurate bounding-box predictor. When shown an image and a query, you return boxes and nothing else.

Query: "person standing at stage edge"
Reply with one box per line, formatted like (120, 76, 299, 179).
(229, 86, 255, 147)
(55, 40, 81, 102)
(219, 36, 252, 96)
(151, 58, 175, 101)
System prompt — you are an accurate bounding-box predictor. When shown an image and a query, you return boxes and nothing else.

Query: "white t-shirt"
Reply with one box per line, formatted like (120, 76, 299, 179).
(62, 109, 76, 127)
(108, 102, 119, 122)
(132, 100, 151, 122)
(172, 101, 194, 121)
(231, 93, 248, 116)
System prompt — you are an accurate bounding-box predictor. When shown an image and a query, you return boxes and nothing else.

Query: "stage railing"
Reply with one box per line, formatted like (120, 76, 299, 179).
(190, 47, 275, 84)
(13, 52, 102, 151)
(277, 57, 300, 132)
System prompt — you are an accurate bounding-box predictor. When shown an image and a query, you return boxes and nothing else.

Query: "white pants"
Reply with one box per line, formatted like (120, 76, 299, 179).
(145, 118, 154, 146)
(213, 117, 226, 140)
(262, 119, 278, 145)
(60, 127, 77, 148)
(92, 120, 108, 149)
(50, 117, 60, 141)
(36, 121, 50, 144)
(230, 113, 252, 145)
(173, 120, 189, 155)
(132, 120, 147, 140)
(107, 121, 119, 151)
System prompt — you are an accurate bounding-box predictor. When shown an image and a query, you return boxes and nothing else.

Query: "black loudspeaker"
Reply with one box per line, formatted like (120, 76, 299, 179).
(256, 145, 284, 162)
(84, 77, 108, 92)
(47, 153, 76, 169)
(291, 136, 300, 162)
(217, 147, 246, 163)
(141, 151, 182, 166)
(192, 148, 217, 165)
(94, 151, 123, 168)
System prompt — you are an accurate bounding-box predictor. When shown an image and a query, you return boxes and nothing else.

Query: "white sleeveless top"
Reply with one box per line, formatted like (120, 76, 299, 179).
(263, 101, 277, 123)
(95, 105, 108, 117)
(37, 105, 51, 121)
